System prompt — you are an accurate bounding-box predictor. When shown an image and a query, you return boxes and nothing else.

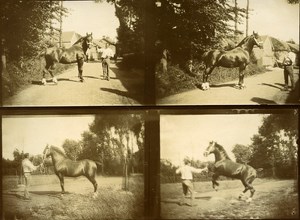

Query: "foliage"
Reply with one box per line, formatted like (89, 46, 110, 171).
(232, 144, 252, 164)
(156, 61, 266, 98)
(62, 139, 81, 161)
(153, 0, 246, 63)
(0, 0, 67, 60)
(249, 112, 298, 178)
(79, 114, 144, 176)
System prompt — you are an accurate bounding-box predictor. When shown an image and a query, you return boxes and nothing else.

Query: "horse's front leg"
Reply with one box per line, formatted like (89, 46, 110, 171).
(57, 173, 65, 193)
(237, 65, 246, 89)
(212, 173, 219, 191)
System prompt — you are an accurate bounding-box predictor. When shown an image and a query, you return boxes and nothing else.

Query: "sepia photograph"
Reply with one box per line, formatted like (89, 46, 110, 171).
(155, 0, 299, 105)
(160, 111, 298, 219)
(2, 114, 144, 219)
(1, 1, 145, 106)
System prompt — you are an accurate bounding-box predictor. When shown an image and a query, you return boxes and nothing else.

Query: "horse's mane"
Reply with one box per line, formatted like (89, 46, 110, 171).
(214, 142, 231, 160)
(72, 37, 84, 46)
(236, 36, 251, 48)
(50, 146, 67, 158)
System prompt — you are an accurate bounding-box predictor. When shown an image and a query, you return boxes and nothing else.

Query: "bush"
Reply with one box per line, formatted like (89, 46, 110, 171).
(156, 60, 267, 98)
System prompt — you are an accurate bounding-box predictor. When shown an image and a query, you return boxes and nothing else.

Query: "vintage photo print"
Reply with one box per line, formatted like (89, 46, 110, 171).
(155, 0, 299, 105)
(2, 114, 144, 219)
(160, 110, 298, 219)
(1, 1, 145, 106)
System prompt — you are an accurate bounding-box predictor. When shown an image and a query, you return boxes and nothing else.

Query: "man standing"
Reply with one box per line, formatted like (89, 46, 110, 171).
(22, 153, 40, 200)
(282, 50, 296, 91)
(176, 160, 207, 206)
(101, 43, 114, 80)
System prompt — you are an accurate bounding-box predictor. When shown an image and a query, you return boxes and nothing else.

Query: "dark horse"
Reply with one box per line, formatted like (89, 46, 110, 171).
(203, 141, 260, 202)
(41, 33, 93, 85)
(200, 31, 261, 90)
(43, 145, 101, 197)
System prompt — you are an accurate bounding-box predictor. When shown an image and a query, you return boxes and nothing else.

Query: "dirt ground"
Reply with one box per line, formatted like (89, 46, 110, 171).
(2, 175, 144, 220)
(3, 62, 144, 106)
(161, 179, 298, 219)
(158, 67, 299, 105)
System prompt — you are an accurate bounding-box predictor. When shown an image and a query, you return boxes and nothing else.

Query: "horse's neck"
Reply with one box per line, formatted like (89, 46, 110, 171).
(50, 150, 66, 165)
(242, 38, 255, 54)
(214, 150, 230, 161)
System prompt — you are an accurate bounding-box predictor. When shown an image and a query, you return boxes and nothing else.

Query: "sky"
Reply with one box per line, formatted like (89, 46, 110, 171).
(160, 114, 266, 166)
(2, 115, 94, 160)
(61, 1, 119, 40)
(58, 0, 299, 43)
(236, 0, 299, 43)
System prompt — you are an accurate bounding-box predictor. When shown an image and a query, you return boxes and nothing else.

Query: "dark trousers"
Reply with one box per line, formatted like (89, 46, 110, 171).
(284, 65, 295, 89)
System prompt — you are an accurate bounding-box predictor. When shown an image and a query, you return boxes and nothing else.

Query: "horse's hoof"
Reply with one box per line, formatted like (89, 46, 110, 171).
(41, 78, 47, 85)
(53, 77, 58, 84)
(92, 192, 98, 199)
(246, 198, 252, 203)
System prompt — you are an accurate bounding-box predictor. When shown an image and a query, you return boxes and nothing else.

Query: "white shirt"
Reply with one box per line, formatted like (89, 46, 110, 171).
(101, 47, 114, 59)
(287, 52, 296, 64)
(176, 165, 205, 180)
(22, 158, 38, 173)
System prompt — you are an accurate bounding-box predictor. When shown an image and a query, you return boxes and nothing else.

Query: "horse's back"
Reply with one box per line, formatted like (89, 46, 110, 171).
(215, 159, 255, 179)
(202, 50, 223, 66)
(217, 47, 250, 68)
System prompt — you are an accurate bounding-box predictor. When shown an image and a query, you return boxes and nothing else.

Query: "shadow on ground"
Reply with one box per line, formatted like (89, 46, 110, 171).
(110, 67, 144, 104)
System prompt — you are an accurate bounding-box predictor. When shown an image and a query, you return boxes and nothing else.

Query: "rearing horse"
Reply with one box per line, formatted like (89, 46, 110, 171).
(42, 145, 102, 197)
(203, 141, 261, 202)
(41, 33, 93, 85)
(201, 32, 261, 90)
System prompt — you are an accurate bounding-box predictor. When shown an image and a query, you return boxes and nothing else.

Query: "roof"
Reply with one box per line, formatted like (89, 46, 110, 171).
(61, 31, 82, 43)
(269, 37, 290, 51)
(287, 43, 299, 53)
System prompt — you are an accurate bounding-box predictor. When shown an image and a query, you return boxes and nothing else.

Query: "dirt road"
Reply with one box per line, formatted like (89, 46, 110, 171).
(161, 179, 298, 219)
(158, 67, 299, 105)
(3, 62, 144, 106)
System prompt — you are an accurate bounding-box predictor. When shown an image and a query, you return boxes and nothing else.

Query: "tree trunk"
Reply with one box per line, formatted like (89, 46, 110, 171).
(246, 0, 249, 37)
(59, 1, 63, 48)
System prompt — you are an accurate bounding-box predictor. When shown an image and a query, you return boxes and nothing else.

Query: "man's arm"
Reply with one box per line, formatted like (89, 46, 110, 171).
(192, 166, 208, 174)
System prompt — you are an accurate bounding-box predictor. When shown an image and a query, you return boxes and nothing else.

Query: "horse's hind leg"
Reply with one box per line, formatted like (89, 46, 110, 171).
(77, 56, 84, 82)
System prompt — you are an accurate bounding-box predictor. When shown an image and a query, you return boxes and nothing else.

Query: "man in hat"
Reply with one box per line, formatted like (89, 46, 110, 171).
(281, 50, 296, 91)
(22, 153, 41, 200)
(176, 160, 208, 206)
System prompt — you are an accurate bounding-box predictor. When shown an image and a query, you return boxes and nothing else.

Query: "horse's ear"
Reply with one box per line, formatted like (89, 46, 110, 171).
(86, 32, 88, 36)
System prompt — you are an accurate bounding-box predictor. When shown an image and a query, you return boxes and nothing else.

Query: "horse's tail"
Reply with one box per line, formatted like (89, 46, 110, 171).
(94, 161, 103, 174)
(256, 168, 263, 172)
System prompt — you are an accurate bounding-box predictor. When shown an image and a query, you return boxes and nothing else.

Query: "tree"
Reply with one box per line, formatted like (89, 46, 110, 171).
(249, 112, 298, 178)
(232, 144, 252, 164)
(0, 1, 68, 61)
(153, 0, 244, 63)
(62, 139, 81, 161)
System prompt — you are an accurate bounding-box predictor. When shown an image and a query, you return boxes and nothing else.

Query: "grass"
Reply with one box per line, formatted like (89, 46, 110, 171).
(2, 57, 75, 99)
(156, 60, 267, 98)
(2, 175, 144, 220)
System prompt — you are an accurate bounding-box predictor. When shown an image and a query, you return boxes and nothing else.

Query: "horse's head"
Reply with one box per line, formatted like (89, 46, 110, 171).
(43, 144, 51, 160)
(203, 141, 217, 157)
(85, 32, 93, 49)
(251, 31, 262, 49)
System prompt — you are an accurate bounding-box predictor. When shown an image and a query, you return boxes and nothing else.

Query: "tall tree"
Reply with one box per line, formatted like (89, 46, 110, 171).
(0, 0, 68, 60)
(62, 139, 81, 161)
(232, 144, 252, 164)
(249, 112, 298, 178)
